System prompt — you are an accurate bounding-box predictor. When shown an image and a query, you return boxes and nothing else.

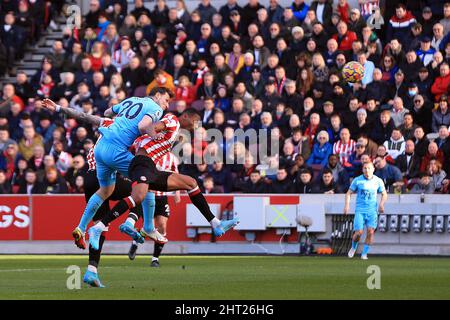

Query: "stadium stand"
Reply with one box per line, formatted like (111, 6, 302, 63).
(0, 0, 449, 196)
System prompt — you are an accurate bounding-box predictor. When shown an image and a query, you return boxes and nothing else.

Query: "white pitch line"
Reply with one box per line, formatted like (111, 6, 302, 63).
(0, 268, 65, 273)
(0, 266, 124, 273)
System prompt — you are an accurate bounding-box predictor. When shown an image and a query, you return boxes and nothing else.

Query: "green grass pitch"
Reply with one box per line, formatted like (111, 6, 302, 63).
(1, 255, 450, 300)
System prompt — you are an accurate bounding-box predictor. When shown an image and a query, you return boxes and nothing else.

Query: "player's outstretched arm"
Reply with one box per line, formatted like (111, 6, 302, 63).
(378, 190, 388, 213)
(104, 107, 115, 118)
(343, 190, 353, 215)
(42, 98, 102, 126)
(138, 116, 166, 137)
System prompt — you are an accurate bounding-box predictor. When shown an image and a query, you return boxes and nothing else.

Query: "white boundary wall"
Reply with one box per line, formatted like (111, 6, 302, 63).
(2, 194, 450, 255)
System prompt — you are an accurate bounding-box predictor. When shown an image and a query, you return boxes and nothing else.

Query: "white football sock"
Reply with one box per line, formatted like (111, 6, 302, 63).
(126, 217, 136, 226)
(96, 221, 106, 230)
(87, 265, 97, 273)
(210, 217, 221, 228)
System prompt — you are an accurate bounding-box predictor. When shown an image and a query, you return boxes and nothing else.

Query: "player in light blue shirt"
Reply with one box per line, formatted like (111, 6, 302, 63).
(344, 161, 388, 260)
(71, 87, 172, 248)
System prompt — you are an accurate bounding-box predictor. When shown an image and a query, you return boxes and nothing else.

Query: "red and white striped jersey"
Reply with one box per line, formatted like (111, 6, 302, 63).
(333, 139, 356, 166)
(360, 1, 379, 17)
(152, 152, 179, 196)
(132, 113, 180, 162)
(87, 118, 115, 171)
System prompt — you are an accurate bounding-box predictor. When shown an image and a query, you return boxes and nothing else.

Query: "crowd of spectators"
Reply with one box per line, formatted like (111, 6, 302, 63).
(0, 0, 450, 196)
(0, 0, 65, 76)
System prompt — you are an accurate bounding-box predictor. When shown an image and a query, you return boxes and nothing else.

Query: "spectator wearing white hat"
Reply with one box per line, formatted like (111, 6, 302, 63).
(348, 8, 366, 36)
(291, 26, 307, 54)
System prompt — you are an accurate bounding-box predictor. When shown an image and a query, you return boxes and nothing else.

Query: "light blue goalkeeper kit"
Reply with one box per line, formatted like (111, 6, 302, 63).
(349, 174, 386, 231)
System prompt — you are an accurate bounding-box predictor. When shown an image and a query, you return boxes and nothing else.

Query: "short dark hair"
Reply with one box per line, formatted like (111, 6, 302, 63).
(299, 168, 311, 176)
(358, 133, 368, 140)
(404, 113, 413, 119)
(25, 168, 36, 175)
(292, 127, 302, 135)
(330, 113, 341, 119)
(181, 108, 201, 120)
(322, 168, 333, 175)
(149, 86, 174, 98)
(419, 172, 432, 179)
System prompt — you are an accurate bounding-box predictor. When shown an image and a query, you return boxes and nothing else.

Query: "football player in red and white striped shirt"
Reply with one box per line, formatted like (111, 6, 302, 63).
(131, 113, 180, 164)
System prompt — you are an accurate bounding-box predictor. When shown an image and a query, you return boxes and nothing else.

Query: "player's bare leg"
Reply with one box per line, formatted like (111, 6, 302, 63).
(361, 228, 375, 260)
(348, 230, 363, 258)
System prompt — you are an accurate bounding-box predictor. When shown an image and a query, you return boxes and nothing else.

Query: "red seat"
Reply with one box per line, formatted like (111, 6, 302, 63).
(134, 85, 148, 97)
(168, 101, 178, 112)
(191, 100, 205, 111)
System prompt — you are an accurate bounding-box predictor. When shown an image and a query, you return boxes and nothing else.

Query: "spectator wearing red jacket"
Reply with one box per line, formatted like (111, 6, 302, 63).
(1, 83, 25, 114)
(332, 21, 357, 55)
(175, 75, 197, 107)
(336, 0, 350, 24)
(0, 142, 19, 180)
(431, 63, 450, 101)
(89, 42, 105, 72)
(420, 141, 445, 172)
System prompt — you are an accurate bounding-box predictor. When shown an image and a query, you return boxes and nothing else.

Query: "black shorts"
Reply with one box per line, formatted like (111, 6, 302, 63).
(84, 170, 142, 221)
(128, 155, 171, 191)
(155, 196, 170, 218)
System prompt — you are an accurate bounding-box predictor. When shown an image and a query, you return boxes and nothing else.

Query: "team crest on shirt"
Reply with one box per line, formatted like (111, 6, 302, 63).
(360, 189, 373, 200)
(140, 176, 147, 182)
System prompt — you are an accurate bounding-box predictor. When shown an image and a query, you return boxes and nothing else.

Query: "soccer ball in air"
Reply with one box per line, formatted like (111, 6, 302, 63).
(342, 61, 365, 83)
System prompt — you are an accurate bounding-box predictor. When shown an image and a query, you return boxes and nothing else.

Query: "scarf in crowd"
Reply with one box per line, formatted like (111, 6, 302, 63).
(227, 53, 240, 72)
(193, 66, 209, 86)
(275, 76, 286, 95)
